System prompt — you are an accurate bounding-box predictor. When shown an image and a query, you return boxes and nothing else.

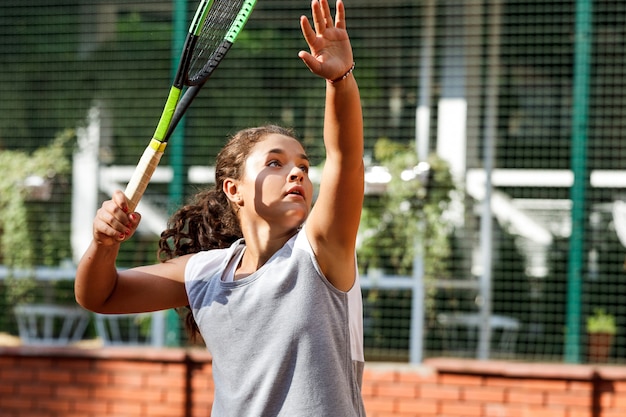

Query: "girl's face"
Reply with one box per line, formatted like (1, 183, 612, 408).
(235, 134, 313, 230)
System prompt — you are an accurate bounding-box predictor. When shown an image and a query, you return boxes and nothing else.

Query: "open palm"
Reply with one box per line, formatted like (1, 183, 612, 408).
(298, 0, 353, 82)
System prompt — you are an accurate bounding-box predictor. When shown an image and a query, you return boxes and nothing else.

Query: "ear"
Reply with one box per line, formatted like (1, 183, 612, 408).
(223, 178, 242, 206)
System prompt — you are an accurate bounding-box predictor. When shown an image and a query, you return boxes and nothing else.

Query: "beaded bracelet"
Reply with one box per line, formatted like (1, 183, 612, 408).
(328, 62, 355, 84)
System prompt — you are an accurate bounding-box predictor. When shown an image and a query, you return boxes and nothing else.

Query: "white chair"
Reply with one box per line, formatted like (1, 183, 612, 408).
(14, 304, 90, 346)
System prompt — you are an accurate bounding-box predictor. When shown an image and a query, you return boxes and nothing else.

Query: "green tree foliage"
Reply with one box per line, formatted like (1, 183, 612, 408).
(358, 139, 456, 318)
(357, 139, 455, 356)
(0, 129, 74, 304)
(359, 138, 455, 277)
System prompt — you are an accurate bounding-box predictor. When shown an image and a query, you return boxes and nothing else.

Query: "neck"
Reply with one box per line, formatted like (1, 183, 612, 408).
(235, 225, 300, 279)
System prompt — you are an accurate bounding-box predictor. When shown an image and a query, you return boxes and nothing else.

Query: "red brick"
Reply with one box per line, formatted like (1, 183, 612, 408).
(192, 374, 213, 390)
(17, 383, 53, 397)
(440, 373, 484, 387)
(21, 357, 55, 369)
(192, 410, 212, 417)
(1, 368, 36, 382)
(377, 381, 418, 398)
(522, 406, 567, 417)
(373, 414, 407, 417)
(398, 369, 437, 384)
(0, 397, 35, 411)
(603, 410, 626, 417)
(146, 402, 186, 417)
(364, 368, 398, 383)
(420, 383, 461, 400)
(96, 359, 163, 374)
(364, 397, 396, 413)
(568, 380, 592, 393)
(94, 385, 160, 402)
(521, 379, 568, 391)
(7, 411, 44, 417)
(0, 381, 16, 395)
(546, 391, 592, 407)
(146, 371, 186, 389)
(612, 392, 626, 407)
(192, 403, 213, 417)
(192, 389, 214, 408)
(163, 362, 186, 375)
(112, 370, 145, 387)
(507, 388, 545, 405)
(73, 398, 110, 414)
(58, 358, 92, 372)
(440, 401, 483, 416)
(486, 377, 529, 388)
(56, 384, 92, 400)
(612, 380, 626, 393)
(361, 380, 376, 396)
(463, 386, 506, 402)
(35, 397, 73, 413)
(74, 370, 112, 385)
(396, 398, 438, 415)
(65, 414, 111, 417)
(38, 368, 73, 384)
(110, 399, 143, 416)
(567, 407, 592, 417)
(165, 389, 186, 405)
(485, 403, 524, 417)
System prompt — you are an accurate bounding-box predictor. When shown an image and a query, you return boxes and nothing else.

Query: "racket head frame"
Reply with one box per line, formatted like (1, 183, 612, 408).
(164, 0, 257, 141)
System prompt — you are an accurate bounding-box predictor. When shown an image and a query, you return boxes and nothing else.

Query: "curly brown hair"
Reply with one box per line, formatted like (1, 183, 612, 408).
(157, 124, 297, 341)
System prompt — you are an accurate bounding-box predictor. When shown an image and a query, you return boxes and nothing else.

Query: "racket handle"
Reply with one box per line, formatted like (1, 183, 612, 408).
(124, 139, 167, 212)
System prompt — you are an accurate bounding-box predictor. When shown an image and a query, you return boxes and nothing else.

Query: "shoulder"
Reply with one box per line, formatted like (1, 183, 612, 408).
(185, 240, 243, 283)
(299, 226, 357, 292)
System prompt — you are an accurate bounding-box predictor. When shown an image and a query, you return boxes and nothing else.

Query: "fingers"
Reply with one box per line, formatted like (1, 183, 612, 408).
(334, 0, 346, 30)
(93, 190, 141, 245)
(310, 0, 323, 34)
(320, 0, 333, 28)
(299, 0, 352, 80)
(112, 189, 130, 214)
(298, 50, 321, 75)
(309, 0, 340, 34)
(299, 13, 321, 72)
(299, 14, 317, 48)
(298, 0, 353, 80)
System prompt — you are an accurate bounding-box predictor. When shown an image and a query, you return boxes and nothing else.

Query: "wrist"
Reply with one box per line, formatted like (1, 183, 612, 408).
(328, 62, 355, 85)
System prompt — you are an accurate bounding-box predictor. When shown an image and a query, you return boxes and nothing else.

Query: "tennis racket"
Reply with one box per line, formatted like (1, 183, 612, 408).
(124, 0, 257, 211)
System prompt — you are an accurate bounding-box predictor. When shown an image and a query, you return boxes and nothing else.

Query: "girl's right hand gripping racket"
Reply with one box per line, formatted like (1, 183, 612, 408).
(124, 0, 257, 211)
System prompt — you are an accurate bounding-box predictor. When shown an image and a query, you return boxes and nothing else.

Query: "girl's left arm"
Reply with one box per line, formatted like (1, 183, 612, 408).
(299, 0, 364, 291)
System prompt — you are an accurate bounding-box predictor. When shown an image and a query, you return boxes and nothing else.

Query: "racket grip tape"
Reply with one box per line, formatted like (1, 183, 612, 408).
(124, 139, 167, 212)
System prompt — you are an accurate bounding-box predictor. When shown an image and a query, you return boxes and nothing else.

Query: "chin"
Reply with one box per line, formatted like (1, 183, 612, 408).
(283, 210, 308, 227)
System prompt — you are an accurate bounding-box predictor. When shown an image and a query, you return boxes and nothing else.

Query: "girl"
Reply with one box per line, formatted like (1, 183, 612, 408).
(75, 0, 365, 415)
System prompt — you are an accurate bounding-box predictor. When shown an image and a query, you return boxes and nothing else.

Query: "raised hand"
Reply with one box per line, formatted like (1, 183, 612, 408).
(298, 0, 354, 83)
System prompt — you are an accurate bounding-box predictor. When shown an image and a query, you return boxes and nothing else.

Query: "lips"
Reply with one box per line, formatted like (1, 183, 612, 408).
(286, 186, 305, 198)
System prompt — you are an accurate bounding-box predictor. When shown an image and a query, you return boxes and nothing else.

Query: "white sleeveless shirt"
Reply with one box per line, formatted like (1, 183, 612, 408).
(185, 228, 365, 416)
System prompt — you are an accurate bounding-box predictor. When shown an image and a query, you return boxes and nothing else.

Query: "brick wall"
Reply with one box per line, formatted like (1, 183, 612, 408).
(364, 359, 626, 417)
(1, 346, 625, 417)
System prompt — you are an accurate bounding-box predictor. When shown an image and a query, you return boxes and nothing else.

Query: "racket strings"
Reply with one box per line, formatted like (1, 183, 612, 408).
(189, 0, 247, 83)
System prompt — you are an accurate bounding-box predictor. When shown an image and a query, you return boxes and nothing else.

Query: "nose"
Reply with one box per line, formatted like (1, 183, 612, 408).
(289, 166, 303, 182)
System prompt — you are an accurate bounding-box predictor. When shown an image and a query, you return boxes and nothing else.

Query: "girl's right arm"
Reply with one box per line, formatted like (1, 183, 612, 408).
(75, 190, 190, 314)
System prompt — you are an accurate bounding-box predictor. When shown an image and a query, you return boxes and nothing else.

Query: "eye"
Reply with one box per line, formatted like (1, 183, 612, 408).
(299, 164, 309, 173)
(267, 160, 282, 168)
